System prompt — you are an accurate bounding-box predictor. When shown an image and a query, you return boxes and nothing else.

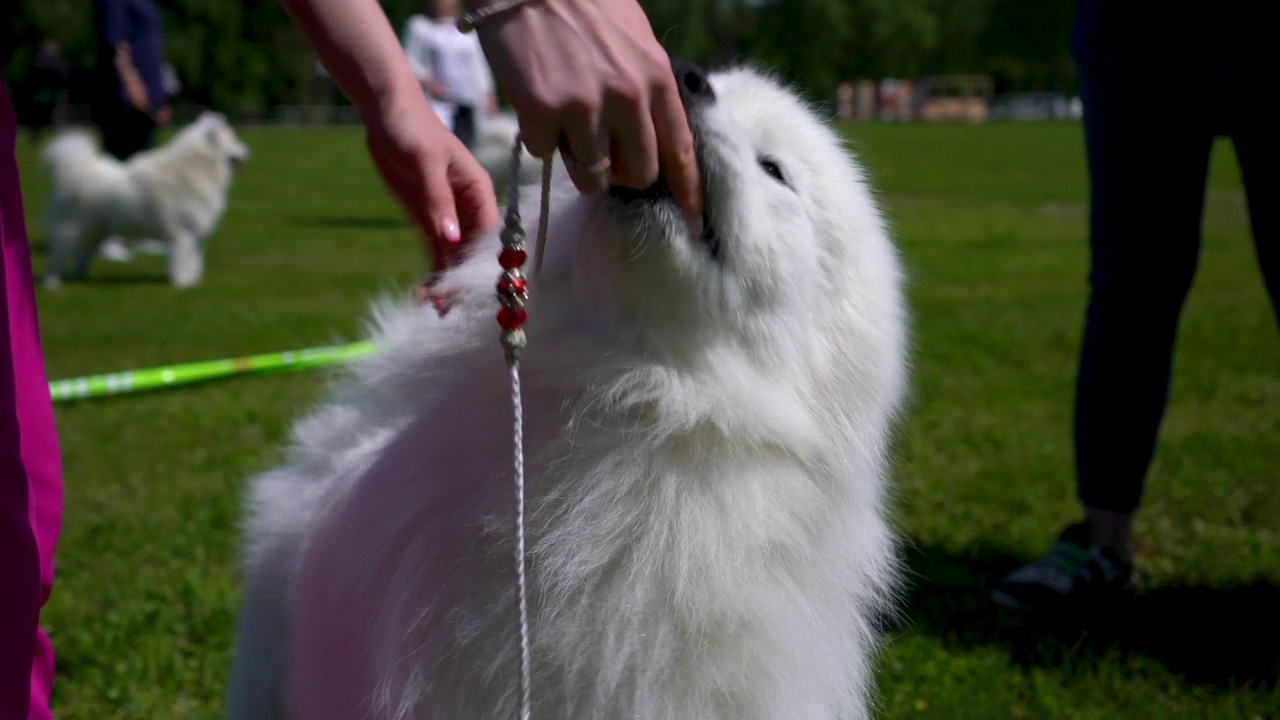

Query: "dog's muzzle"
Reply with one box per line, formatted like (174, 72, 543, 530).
(607, 60, 720, 257)
(673, 60, 716, 108)
(608, 59, 714, 205)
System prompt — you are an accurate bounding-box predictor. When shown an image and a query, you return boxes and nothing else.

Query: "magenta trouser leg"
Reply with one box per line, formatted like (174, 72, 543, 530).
(0, 76, 64, 720)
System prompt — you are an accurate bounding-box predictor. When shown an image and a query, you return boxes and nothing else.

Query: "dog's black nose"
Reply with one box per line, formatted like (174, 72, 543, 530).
(673, 60, 715, 106)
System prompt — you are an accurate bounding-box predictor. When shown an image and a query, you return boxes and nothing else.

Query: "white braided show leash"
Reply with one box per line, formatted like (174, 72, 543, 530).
(457, 9, 553, 715)
(495, 135, 553, 720)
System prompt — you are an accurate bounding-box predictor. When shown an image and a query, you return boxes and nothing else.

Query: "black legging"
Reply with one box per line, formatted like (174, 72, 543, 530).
(1071, 0, 1278, 514)
(92, 101, 156, 161)
(452, 105, 477, 150)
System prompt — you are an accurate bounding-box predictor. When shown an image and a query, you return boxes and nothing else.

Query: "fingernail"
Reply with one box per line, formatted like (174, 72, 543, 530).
(432, 291, 453, 317)
(442, 218, 461, 244)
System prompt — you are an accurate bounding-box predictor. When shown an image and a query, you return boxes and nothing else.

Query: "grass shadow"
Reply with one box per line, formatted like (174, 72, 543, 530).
(896, 543, 1280, 690)
(75, 273, 169, 287)
(31, 273, 169, 288)
(27, 235, 167, 287)
(287, 215, 408, 231)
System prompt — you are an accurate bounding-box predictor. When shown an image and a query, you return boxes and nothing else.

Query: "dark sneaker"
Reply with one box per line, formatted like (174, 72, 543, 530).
(991, 520, 1134, 616)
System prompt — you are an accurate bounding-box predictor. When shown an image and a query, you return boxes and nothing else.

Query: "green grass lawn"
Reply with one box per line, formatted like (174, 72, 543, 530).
(14, 120, 1278, 718)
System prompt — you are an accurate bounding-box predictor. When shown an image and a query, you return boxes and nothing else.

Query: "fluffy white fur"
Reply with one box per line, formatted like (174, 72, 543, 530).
(42, 111, 249, 289)
(227, 67, 908, 720)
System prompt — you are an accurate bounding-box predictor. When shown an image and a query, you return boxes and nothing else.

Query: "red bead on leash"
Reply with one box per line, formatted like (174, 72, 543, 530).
(499, 247, 529, 270)
(498, 275, 529, 297)
(498, 306, 528, 331)
(497, 187, 530, 361)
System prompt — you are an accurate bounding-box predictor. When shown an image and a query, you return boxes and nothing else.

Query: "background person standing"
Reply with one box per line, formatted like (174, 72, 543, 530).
(401, 0, 497, 149)
(92, 0, 172, 161)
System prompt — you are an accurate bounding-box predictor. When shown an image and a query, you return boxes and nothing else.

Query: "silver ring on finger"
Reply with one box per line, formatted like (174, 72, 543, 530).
(565, 152, 611, 176)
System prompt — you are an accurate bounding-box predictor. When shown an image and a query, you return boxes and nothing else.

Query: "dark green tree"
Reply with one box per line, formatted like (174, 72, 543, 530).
(2, 0, 1078, 116)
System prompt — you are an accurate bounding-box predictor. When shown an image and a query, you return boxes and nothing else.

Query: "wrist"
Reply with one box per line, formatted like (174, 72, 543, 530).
(279, 0, 429, 127)
(356, 71, 424, 125)
(460, 0, 546, 33)
(364, 80, 447, 137)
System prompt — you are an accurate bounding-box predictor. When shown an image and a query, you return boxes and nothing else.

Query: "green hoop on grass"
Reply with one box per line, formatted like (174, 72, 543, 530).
(48, 341, 377, 403)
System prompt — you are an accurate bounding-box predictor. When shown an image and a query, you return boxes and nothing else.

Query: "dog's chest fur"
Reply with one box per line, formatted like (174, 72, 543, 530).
(290, 349, 891, 720)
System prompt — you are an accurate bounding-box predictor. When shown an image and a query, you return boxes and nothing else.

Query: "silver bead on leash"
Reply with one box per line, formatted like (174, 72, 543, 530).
(495, 135, 552, 720)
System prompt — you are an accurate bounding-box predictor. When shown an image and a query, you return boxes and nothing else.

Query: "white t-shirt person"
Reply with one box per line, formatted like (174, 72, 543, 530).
(402, 12, 496, 148)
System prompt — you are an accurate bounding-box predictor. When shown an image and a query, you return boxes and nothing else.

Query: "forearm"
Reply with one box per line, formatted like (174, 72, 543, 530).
(113, 44, 149, 107)
(113, 45, 139, 82)
(278, 0, 422, 121)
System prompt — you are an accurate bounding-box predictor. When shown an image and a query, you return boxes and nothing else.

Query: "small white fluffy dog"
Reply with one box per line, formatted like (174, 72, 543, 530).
(42, 111, 249, 288)
(228, 65, 907, 720)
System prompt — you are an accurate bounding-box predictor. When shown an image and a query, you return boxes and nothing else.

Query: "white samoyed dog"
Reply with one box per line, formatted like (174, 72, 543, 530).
(227, 64, 908, 720)
(41, 111, 249, 289)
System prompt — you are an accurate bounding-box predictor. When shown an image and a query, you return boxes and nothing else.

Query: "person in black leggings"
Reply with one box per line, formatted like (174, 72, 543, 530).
(993, 0, 1277, 615)
(91, 0, 171, 161)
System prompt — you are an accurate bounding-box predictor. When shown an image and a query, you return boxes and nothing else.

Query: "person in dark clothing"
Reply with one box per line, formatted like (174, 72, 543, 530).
(993, 0, 1278, 616)
(25, 40, 68, 144)
(92, 0, 171, 161)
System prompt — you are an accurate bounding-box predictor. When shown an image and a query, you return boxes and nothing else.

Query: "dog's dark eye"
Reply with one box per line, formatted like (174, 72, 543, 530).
(759, 157, 786, 185)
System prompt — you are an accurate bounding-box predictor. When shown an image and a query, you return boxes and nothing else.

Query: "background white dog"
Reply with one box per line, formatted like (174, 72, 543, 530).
(472, 110, 545, 187)
(228, 64, 907, 720)
(42, 111, 249, 289)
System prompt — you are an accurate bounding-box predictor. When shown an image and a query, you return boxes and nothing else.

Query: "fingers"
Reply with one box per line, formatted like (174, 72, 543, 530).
(449, 152, 501, 233)
(367, 142, 427, 229)
(520, 71, 695, 214)
(602, 80, 659, 191)
(421, 157, 464, 271)
(367, 137, 457, 275)
(559, 100, 611, 194)
(650, 77, 701, 217)
(513, 105, 559, 163)
(415, 278, 455, 317)
(476, 0, 701, 211)
(422, 152, 498, 317)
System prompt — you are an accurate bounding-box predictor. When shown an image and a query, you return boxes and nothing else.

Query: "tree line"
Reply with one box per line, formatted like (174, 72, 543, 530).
(3, 0, 1078, 113)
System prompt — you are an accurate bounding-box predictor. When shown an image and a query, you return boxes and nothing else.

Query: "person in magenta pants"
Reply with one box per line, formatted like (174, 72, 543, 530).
(1, 77, 63, 720)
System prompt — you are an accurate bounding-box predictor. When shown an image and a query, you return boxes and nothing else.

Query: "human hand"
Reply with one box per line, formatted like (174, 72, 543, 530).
(476, 0, 701, 216)
(155, 106, 172, 125)
(277, 0, 500, 282)
(365, 87, 500, 279)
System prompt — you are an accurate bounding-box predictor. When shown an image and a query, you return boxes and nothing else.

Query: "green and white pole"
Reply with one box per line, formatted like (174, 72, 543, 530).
(47, 341, 377, 403)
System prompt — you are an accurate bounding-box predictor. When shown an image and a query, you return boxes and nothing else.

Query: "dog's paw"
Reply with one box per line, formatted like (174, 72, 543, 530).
(171, 273, 203, 289)
(99, 238, 134, 263)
